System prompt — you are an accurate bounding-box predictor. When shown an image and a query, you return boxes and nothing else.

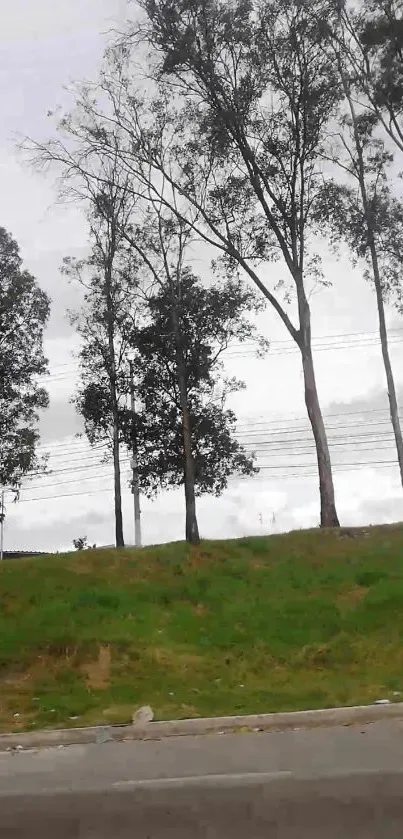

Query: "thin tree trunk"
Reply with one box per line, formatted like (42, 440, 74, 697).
(105, 229, 125, 549)
(171, 300, 200, 544)
(108, 354, 125, 547)
(301, 346, 340, 527)
(129, 360, 142, 547)
(344, 83, 403, 488)
(370, 244, 403, 486)
(112, 415, 125, 547)
(297, 288, 340, 528)
(181, 399, 200, 544)
(132, 467, 142, 547)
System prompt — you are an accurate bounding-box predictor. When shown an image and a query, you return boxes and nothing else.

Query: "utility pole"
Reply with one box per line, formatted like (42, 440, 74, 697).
(129, 361, 142, 548)
(0, 490, 5, 561)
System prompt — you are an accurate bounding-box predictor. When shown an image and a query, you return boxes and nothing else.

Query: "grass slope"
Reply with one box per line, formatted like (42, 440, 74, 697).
(1, 525, 403, 733)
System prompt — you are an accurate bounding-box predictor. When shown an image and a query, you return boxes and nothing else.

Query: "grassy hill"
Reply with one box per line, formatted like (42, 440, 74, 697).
(1, 524, 403, 733)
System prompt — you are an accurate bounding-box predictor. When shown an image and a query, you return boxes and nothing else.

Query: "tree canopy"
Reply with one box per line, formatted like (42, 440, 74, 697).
(0, 227, 50, 492)
(120, 270, 261, 499)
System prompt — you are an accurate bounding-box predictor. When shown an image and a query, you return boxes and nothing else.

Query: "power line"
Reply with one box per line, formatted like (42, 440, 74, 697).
(243, 442, 398, 456)
(14, 447, 402, 496)
(29, 431, 400, 479)
(19, 456, 131, 484)
(7, 403, 402, 501)
(249, 458, 399, 471)
(235, 419, 397, 439)
(36, 438, 107, 454)
(23, 438, 400, 488)
(18, 472, 125, 493)
(44, 327, 403, 367)
(11, 458, 401, 505)
(237, 405, 403, 428)
(241, 430, 397, 446)
(35, 405, 402, 455)
(227, 338, 403, 358)
(39, 327, 403, 383)
(23, 418, 403, 484)
(14, 487, 115, 504)
(25, 456, 117, 480)
(252, 461, 400, 479)
(41, 337, 403, 378)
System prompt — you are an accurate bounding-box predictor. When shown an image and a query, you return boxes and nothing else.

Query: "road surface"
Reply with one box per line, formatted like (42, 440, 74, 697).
(1, 720, 403, 837)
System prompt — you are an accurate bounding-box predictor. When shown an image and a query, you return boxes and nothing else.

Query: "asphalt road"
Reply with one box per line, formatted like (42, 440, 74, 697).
(1, 721, 403, 837)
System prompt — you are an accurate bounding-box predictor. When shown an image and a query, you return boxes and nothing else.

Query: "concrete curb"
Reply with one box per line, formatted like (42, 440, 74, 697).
(1, 702, 403, 751)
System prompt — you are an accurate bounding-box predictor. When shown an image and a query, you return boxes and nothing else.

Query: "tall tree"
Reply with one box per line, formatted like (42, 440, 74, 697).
(93, 0, 343, 525)
(129, 273, 262, 543)
(65, 167, 138, 548)
(84, 266, 261, 543)
(0, 227, 49, 492)
(24, 111, 141, 548)
(126, 190, 269, 542)
(321, 8, 403, 487)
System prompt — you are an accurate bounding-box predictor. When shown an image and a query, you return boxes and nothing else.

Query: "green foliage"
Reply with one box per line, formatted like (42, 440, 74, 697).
(120, 270, 261, 496)
(144, 0, 342, 274)
(0, 227, 50, 491)
(313, 8, 403, 310)
(65, 197, 139, 449)
(359, 0, 403, 119)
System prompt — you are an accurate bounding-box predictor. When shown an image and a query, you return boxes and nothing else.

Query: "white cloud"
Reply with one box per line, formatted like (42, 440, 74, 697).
(0, 0, 128, 43)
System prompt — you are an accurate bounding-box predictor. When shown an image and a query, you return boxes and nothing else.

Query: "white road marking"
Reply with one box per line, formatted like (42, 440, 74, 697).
(112, 771, 293, 789)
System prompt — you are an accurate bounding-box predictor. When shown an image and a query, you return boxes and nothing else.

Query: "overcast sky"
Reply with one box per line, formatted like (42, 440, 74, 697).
(2, 0, 403, 552)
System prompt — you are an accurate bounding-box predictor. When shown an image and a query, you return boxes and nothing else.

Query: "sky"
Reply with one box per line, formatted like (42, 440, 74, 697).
(2, 0, 403, 552)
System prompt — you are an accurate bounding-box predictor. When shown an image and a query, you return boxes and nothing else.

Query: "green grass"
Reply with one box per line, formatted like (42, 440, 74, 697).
(1, 524, 403, 733)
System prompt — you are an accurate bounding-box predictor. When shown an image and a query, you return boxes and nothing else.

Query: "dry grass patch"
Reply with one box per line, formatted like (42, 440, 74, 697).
(82, 645, 111, 690)
(337, 585, 369, 611)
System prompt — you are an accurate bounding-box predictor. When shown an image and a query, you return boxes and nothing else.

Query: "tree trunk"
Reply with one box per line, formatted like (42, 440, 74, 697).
(344, 83, 403, 488)
(370, 245, 403, 486)
(297, 287, 340, 528)
(171, 298, 200, 544)
(112, 416, 125, 548)
(133, 469, 142, 548)
(181, 401, 200, 544)
(129, 361, 142, 547)
(105, 233, 125, 549)
(108, 377, 125, 547)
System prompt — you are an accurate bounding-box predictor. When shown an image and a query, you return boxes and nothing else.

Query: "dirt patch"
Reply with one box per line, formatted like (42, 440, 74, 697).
(150, 647, 203, 670)
(186, 548, 211, 569)
(82, 645, 111, 690)
(99, 704, 136, 724)
(193, 602, 208, 616)
(337, 586, 368, 611)
(0, 650, 78, 688)
(0, 671, 34, 689)
(178, 703, 200, 716)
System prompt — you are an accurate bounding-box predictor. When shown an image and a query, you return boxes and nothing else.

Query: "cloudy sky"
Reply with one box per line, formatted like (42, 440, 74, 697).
(2, 0, 403, 552)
